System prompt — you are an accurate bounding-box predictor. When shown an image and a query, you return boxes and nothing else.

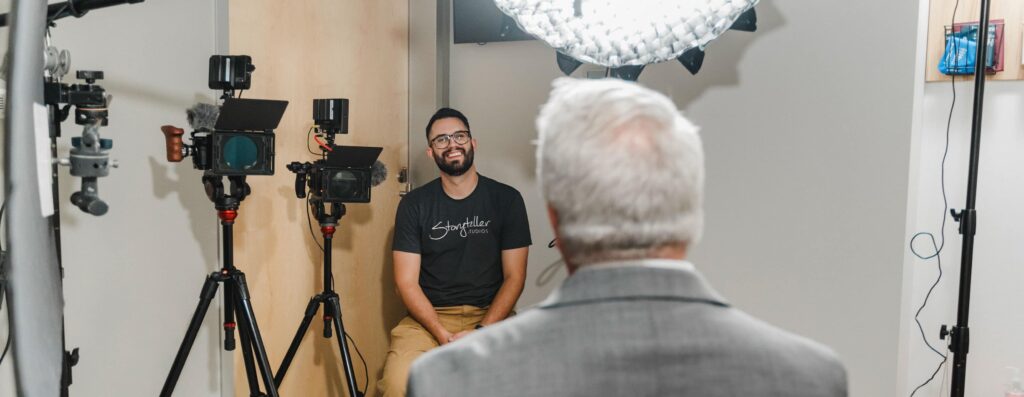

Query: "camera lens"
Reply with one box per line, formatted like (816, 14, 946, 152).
(222, 135, 259, 171)
(328, 169, 363, 200)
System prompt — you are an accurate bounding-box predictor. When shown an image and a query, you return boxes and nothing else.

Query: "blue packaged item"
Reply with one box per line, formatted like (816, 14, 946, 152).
(939, 24, 996, 75)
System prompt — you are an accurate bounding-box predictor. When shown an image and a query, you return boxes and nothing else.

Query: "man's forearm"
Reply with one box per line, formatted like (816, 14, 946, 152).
(398, 284, 449, 342)
(480, 276, 525, 325)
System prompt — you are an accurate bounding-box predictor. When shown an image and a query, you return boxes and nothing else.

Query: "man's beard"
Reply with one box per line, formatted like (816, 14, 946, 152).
(433, 146, 475, 176)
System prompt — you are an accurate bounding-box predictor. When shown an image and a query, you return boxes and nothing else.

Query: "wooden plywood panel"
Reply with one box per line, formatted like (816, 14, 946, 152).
(228, 1, 408, 395)
(926, 0, 1024, 82)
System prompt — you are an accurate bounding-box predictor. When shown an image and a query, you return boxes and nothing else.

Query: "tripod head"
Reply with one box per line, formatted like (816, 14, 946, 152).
(201, 174, 250, 212)
(44, 51, 118, 216)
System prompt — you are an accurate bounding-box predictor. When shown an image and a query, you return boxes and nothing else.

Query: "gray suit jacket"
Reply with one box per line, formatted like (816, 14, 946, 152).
(408, 260, 847, 397)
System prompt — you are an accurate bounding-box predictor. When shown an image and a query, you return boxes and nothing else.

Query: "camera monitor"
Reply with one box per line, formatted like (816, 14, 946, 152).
(313, 98, 349, 134)
(209, 55, 255, 91)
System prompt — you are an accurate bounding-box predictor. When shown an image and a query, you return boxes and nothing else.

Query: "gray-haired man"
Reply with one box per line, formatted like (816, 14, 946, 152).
(406, 78, 847, 397)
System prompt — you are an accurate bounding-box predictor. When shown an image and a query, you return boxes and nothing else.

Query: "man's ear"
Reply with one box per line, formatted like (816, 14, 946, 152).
(547, 205, 559, 234)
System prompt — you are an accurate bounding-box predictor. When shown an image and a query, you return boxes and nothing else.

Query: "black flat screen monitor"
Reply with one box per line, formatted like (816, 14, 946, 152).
(453, 0, 535, 44)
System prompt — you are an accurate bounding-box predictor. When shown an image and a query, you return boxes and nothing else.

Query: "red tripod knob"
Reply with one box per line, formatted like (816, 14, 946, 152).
(218, 209, 238, 223)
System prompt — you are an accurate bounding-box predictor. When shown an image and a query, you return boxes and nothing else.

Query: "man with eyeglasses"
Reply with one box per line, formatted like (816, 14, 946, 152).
(377, 108, 532, 397)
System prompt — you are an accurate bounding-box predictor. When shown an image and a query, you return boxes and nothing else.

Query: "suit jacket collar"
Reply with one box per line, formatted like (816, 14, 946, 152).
(538, 259, 729, 309)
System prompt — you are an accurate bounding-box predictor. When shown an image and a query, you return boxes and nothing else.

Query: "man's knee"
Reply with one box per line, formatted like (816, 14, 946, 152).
(379, 350, 423, 397)
(378, 319, 437, 396)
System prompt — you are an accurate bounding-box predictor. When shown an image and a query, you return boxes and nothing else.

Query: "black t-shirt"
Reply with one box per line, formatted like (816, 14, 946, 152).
(392, 175, 532, 307)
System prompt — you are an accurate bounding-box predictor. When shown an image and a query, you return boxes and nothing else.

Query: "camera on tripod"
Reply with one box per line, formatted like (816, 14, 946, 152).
(160, 55, 287, 177)
(277, 99, 383, 397)
(158, 55, 290, 396)
(288, 98, 384, 204)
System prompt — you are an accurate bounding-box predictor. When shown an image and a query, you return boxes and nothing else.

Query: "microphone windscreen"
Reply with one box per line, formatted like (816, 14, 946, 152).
(186, 103, 219, 132)
(371, 160, 388, 187)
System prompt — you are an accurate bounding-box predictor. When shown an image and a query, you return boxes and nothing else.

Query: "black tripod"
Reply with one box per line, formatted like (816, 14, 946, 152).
(274, 200, 363, 397)
(161, 175, 279, 397)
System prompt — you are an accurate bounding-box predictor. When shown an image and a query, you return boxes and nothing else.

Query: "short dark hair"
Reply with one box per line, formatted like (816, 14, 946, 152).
(425, 107, 470, 140)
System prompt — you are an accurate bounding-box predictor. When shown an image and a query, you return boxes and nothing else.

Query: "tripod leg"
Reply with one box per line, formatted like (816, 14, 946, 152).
(324, 306, 333, 338)
(161, 273, 220, 397)
(275, 295, 322, 387)
(327, 296, 363, 397)
(233, 273, 280, 397)
(223, 281, 237, 351)
(235, 306, 265, 397)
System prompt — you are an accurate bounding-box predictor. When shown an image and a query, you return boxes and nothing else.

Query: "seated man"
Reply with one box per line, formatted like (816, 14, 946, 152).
(377, 108, 531, 397)
(407, 79, 847, 397)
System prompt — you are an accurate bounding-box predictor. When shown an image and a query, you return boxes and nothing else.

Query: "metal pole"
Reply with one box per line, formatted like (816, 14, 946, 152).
(5, 0, 65, 395)
(947, 0, 993, 395)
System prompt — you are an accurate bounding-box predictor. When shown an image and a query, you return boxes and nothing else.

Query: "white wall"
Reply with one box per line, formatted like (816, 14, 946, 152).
(419, 1, 919, 396)
(1, 1, 229, 395)
(899, 2, 1024, 394)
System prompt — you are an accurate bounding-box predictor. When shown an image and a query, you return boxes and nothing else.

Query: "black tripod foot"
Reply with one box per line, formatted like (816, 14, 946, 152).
(161, 269, 279, 397)
(275, 292, 362, 397)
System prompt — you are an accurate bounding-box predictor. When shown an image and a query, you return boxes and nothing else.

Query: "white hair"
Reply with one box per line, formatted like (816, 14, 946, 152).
(536, 77, 705, 266)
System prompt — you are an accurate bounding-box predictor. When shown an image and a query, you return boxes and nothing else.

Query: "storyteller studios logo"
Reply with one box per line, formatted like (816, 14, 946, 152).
(429, 216, 491, 240)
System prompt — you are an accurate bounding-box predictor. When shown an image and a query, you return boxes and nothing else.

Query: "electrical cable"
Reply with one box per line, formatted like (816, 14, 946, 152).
(344, 331, 369, 396)
(313, 135, 333, 152)
(911, 352, 948, 397)
(0, 200, 6, 252)
(908, 1, 960, 395)
(0, 292, 8, 367)
(535, 238, 564, 287)
(305, 196, 324, 253)
(65, 0, 84, 18)
(45, 3, 70, 26)
(307, 126, 320, 156)
(0, 200, 9, 368)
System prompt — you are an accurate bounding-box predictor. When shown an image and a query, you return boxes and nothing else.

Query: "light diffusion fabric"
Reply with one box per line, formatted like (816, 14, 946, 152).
(495, 0, 759, 68)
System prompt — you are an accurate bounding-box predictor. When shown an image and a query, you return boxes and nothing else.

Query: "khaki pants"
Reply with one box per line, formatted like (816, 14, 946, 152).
(377, 305, 487, 397)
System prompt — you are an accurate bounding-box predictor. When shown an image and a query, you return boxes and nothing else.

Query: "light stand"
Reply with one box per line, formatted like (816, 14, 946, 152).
(940, 0, 992, 395)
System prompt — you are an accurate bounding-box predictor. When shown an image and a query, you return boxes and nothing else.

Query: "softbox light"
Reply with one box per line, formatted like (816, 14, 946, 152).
(495, 0, 759, 78)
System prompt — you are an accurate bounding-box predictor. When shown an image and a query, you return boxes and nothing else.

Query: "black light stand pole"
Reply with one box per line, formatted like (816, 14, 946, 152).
(942, 0, 992, 395)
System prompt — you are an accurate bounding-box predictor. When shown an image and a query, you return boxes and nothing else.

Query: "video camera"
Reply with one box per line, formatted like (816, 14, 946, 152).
(288, 98, 385, 204)
(160, 55, 288, 177)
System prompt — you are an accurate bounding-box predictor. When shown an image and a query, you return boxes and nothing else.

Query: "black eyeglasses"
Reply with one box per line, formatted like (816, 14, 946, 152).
(430, 130, 471, 149)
